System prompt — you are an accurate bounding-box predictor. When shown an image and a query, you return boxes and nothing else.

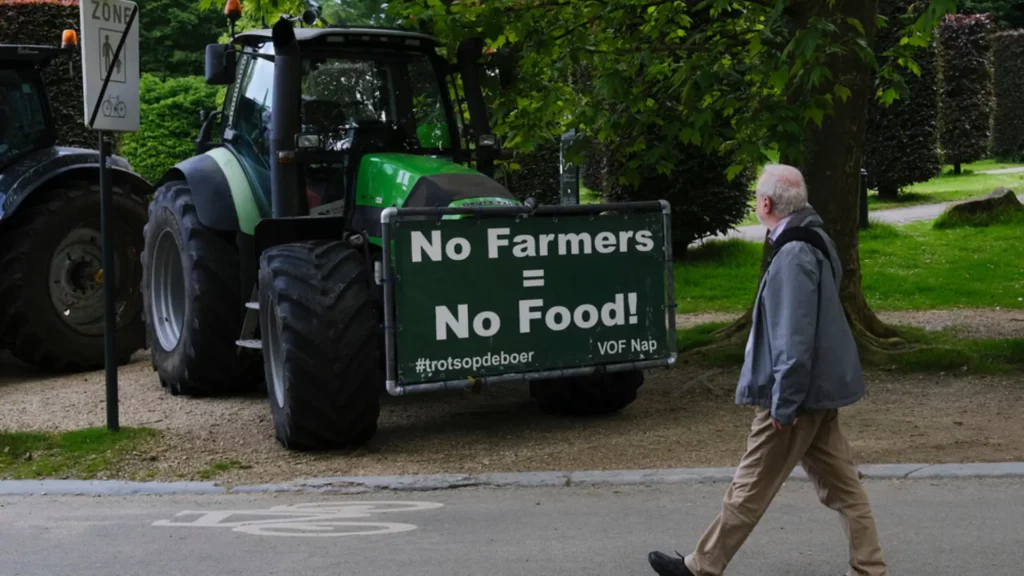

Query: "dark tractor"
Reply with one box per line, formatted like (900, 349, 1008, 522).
(0, 35, 150, 372)
(141, 8, 646, 451)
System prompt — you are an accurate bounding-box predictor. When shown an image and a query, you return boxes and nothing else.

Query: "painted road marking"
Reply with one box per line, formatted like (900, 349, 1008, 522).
(152, 501, 443, 537)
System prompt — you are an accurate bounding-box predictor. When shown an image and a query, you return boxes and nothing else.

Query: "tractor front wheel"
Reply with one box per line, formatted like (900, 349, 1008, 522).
(260, 240, 381, 450)
(141, 180, 260, 395)
(530, 370, 645, 416)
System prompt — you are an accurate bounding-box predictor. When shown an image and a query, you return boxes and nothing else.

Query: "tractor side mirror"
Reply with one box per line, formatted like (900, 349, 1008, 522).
(205, 43, 237, 86)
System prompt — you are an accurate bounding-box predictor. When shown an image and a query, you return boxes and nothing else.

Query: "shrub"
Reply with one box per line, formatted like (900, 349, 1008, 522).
(991, 30, 1024, 161)
(0, 0, 94, 150)
(120, 74, 220, 183)
(937, 13, 995, 174)
(603, 146, 754, 254)
(864, 0, 941, 199)
(504, 138, 561, 205)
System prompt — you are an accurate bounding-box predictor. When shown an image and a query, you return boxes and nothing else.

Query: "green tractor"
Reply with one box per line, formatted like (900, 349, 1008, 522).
(0, 34, 150, 372)
(142, 10, 674, 450)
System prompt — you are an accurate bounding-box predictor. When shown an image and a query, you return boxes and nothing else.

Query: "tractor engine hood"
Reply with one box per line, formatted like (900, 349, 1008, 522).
(356, 153, 519, 212)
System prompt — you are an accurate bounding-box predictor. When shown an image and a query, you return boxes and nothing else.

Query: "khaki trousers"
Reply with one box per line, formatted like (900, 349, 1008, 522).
(684, 408, 888, 576)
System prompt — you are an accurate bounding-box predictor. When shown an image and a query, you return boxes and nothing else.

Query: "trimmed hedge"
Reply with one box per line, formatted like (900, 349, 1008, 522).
(937, 13, 995, 173)
(504, 139, 562, 205)
(864, 0, 941, 198)
(603, 146, 754, 254)
(120, 74, 221, 183)
(991, 30, 1024, 161)
(0, 0, 93, 150)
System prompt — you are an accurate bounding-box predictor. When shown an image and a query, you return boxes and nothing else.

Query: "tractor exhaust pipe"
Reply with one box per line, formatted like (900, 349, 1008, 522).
(456, 37, 496, 179)
(270, 17, 302, 218)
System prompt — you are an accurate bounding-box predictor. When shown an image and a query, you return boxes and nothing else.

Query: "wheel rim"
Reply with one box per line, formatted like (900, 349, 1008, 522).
(150, 229, 187, 351)
(266, 299, 286, 409)
(47, 227, 114, 336)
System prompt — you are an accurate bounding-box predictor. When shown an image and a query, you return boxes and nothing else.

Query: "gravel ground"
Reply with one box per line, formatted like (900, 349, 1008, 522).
(2, 306, 1023, 485)
(677, 308, 1024, 339)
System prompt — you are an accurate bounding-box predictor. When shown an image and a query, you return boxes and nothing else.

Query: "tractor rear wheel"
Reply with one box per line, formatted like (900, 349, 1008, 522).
(530, 370, 645, 416)
(0, 181, 147, 372)
(259, 240, 381, 450)
(141, 180, 260, 395)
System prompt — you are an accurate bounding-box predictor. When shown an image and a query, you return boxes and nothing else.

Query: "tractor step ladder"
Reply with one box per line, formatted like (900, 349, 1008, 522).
(235, 286, 261, 352)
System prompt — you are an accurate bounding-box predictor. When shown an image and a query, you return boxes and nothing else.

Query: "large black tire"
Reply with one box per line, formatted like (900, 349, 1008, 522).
(141, 180, 260, 396)
(530, 370, 645, 416)
(0, 181, 147, 372)
(259, 240, 381, 450)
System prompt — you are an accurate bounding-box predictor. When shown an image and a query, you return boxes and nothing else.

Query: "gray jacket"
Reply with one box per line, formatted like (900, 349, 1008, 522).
(735, 207, 864, 425)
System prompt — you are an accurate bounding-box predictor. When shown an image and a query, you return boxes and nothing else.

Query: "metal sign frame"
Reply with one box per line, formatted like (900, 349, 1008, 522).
(380, 200, 678, 397)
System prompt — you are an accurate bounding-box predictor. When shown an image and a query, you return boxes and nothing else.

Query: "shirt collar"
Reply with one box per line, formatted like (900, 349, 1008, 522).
(768, 214, 794, 242)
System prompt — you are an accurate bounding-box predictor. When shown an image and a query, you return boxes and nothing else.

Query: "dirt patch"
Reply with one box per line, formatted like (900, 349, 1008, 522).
(1, 350, 1022, 485)
(677, 308, 1024, 340)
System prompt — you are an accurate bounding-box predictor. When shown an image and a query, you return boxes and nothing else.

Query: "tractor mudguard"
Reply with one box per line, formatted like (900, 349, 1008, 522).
(0, 146, 151, 222)
(157, 146, 267, 235)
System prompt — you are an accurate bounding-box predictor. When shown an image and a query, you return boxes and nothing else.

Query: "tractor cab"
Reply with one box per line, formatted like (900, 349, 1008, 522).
(201, 17, 511, 232)
(0, 43, 68, 172)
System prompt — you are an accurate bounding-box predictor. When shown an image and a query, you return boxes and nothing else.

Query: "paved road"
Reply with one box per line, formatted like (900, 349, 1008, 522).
(712, 193, 1024, 243)
(1, 478, 1021, 575)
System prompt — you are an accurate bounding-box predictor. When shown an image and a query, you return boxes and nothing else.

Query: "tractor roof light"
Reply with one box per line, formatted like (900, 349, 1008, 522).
(61, 29, 78, 49)
(224, 0, 242, 22)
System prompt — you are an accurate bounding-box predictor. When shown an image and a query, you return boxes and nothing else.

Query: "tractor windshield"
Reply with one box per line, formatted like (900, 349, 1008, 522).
(0, 67, 51, 170)
(299, 49, 454, 153)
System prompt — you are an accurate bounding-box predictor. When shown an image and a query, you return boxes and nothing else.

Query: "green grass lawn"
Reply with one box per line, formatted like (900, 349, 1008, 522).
(676, 216, 1024, 314)
(0, 427, 156, 480)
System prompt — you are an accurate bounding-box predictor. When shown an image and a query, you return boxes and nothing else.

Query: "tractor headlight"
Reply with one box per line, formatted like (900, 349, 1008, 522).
(296, 134, 321, 149)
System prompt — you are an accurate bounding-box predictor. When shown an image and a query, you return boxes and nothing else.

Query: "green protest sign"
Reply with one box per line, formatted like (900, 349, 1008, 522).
(387, 208, 673, 385)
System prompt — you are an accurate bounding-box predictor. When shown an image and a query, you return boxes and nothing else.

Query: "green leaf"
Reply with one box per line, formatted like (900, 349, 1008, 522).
(846, 17, 866, 36)
(770, 70, 788, 91)
(834, 84, 851, 102)
(805, 106, 824, 126)
(878, 87, 899, 106)
(726, 163, 746, 181)
(760, 144, 781, 164)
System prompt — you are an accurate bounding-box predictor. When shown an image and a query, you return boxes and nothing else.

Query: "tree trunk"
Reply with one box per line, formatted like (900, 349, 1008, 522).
(953, 162, 962, 175)
(712, 0, 907, 360)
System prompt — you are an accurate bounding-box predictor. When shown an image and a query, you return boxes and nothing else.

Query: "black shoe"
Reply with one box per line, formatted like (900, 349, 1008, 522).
(648, 551, 695, 576)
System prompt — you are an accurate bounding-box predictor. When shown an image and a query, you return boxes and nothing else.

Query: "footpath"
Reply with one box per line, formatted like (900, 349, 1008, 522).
(712, 192, 1024, 243)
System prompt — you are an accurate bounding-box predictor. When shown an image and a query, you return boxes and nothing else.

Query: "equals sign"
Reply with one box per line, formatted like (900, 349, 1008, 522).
(522, 269, 545, 288)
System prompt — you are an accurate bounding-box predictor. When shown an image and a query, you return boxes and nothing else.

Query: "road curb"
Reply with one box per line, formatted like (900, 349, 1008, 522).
(2, 462, 1023, 496)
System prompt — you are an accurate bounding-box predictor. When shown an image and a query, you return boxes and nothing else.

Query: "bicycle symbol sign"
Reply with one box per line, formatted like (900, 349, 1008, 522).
(151, 501, 444, 537)
(101, 94, 127, 119)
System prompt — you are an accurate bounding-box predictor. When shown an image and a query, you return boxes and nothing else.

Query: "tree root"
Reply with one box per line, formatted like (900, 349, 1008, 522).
(696, 301, 934, 368)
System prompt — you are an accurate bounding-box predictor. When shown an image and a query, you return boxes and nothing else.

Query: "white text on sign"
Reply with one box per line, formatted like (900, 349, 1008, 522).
(410, 228, 655, 262)
(434, 293, 639, 340)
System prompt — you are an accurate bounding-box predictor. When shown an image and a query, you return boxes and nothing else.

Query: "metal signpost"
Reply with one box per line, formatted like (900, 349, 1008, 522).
(78, 0, 140, 431)
(559, 129, 580, 205)
(381, 202, 677, 395)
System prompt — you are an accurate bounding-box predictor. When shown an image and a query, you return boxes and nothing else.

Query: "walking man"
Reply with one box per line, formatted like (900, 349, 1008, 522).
(648, 164, 888, 576)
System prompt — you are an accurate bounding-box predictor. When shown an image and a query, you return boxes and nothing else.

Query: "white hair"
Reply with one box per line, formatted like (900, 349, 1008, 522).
(756, 164, 808, 217)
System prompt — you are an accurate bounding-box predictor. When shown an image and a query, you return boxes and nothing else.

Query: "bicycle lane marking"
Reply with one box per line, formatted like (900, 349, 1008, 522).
(151, 501, 445, 538)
